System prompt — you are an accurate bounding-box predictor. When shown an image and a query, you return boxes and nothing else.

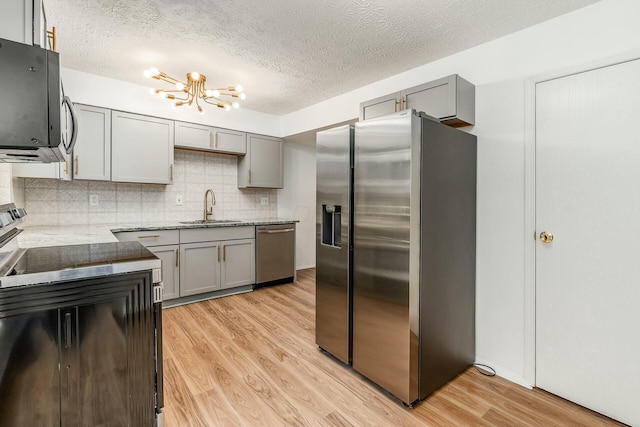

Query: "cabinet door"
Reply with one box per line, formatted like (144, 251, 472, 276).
(360, 92, 400, 121)
(73, 105, 111, 181)
(149, 245, 180, 301)
(403, 76, 454, 120)
(238, 134, 283, 189)
(0, 308, 60, 425)
(220, 238, 255, 289)
(213, 127, 246, 154)
(180, 241, 221, 296)
(0, 0, 33, 44)
(111, 111, 174, 184)
(174, 121, 213, 151)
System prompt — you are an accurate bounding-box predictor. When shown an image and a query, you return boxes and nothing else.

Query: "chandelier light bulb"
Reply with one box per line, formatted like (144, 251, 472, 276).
(191, 71, 200, 80)
(232, 102, 239, 109)
(143, 69, 151, 78)
(149, 67, 160, 77)
(240, 93, 246, 100)
(212, 89, 220, 98)
(224, 104, 231, 111)
(205, 89, 214, 97)
(235, 85, 243, 93)
(157, 90, 165, 98)
(176, 82, 185, 90)
(149, 88, 156, 95)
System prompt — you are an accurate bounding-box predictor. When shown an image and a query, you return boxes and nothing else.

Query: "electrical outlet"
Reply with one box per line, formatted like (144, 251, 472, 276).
(89, 194, 99, 207)
(261, 196, 269, 206)
(176, 195, 183, 206)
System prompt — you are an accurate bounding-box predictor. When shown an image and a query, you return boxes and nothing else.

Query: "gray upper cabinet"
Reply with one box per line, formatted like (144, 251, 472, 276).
(360, 92, 401, 121)
(0, 0, 47, 46)
(73, 105, 111, 181)
(111, 112, 174, 184)
(238, 134, 283, 189)
(359, 74, 475, 127)
(175, 121, 246, 155)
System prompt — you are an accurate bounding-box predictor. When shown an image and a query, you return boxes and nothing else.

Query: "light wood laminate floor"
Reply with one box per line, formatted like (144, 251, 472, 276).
(162, 268, 623, 426)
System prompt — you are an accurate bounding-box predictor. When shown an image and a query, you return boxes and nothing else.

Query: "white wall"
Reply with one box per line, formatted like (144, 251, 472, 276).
(277, 142, 316, 269)
(277, 0, 640, 387)
(62, 68, 282, 137)
(280, 0, 640, 137)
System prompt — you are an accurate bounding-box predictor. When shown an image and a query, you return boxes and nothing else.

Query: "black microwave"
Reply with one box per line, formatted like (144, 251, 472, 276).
(0, 37, 77, 163)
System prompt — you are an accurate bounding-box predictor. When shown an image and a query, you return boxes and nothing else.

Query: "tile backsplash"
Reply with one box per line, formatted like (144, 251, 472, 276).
(22, 150, 277, 226)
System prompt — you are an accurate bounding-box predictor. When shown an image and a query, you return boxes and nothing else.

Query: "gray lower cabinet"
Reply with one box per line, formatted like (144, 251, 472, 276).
(175, 121, 246, 155)
(237, 134, 284, 189)
(111, 111, 174, 184)
(359, 74, 475, 127)
(179, 241, 222, 296)
(220, 238, 255, 289)
(116, 226, 255, 300)
(148, 244, 180, 300)
(0, 272, 156, 426)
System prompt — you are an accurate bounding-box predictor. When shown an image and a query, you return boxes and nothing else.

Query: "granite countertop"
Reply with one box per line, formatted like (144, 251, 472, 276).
(17, 218, 298, 248)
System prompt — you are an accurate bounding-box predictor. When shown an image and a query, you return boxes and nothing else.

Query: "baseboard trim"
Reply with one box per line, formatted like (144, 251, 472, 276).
(474, 357, 532, 390)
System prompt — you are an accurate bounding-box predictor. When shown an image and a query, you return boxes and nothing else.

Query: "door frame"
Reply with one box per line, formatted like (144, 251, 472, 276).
(523, 48, 640, 387)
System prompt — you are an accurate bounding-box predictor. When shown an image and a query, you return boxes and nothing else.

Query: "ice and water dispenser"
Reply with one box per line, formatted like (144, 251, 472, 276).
(321, 204, 342, 247)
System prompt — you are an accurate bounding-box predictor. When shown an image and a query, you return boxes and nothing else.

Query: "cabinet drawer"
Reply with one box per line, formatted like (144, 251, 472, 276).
(113, 230, 179, 247)
(180, 226, 254, 244)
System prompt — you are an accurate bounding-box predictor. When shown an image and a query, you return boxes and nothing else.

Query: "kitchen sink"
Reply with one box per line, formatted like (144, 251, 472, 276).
(179, 220, 242, 225)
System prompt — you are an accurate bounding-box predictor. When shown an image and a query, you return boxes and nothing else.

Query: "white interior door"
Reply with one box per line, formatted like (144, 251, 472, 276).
(535, 58, 640, 426)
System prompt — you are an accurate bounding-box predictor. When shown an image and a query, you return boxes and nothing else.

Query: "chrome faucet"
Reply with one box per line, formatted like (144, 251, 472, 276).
(204, 189, 216, 221)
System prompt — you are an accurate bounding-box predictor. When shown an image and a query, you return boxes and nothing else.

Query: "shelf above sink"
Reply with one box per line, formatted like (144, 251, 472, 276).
(179, 220, 242, 225)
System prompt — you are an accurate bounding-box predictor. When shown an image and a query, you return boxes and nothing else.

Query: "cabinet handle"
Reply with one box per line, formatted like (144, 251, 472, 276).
(176, 249, 179, 267)
(223, 245, 226, 261)
(248, 169, 252, 184)
(75, 155, 79, 175)
(170, 164, 173, 180)
(215, 132, 219, 148)
(138, 235, 160, 239)
(64, 160, 69, 175)
(64, 312, 72, 348)
(209, 130, 213, 148)
(217, 246, 220, 262)
(46, 26, 57, 52)
(394, 99, 399, 112)
(401, 96, 406, 110)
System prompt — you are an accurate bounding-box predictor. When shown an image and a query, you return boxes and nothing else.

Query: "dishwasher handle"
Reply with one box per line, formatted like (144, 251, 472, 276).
(257, 228, 294, 234)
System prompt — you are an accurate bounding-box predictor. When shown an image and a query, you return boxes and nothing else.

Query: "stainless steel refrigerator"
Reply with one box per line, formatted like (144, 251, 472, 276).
(316, 110, 476, 406)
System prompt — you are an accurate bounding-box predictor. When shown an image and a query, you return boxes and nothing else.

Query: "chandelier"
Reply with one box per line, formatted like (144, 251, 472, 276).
(143, 67, 246, 114)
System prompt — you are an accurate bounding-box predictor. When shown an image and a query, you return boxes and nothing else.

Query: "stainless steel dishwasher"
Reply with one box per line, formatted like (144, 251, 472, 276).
(255, 223, 296, 287)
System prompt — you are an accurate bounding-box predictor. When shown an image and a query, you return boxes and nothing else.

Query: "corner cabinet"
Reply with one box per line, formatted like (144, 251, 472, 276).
(111, 112, 174, 184)
(73, 105, 111, 181)
(174, 121, 246, 155)
(360, 74, 475, 127)
(238, 134, 283, 189)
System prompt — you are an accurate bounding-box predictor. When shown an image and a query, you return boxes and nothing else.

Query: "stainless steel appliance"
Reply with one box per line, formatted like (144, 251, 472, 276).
(316, 110, 476, 406)
(0, 204, 164, 426)
(315, 125, 353, 364)
(255, 224, 296, 286)
(0, 37, 78, 163)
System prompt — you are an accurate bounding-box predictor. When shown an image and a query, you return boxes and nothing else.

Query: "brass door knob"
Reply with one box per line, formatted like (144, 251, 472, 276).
(540, 231, 554, 243)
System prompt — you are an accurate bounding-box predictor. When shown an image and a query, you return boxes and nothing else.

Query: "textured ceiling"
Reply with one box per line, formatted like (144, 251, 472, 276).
(46, 0, 599, 115)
